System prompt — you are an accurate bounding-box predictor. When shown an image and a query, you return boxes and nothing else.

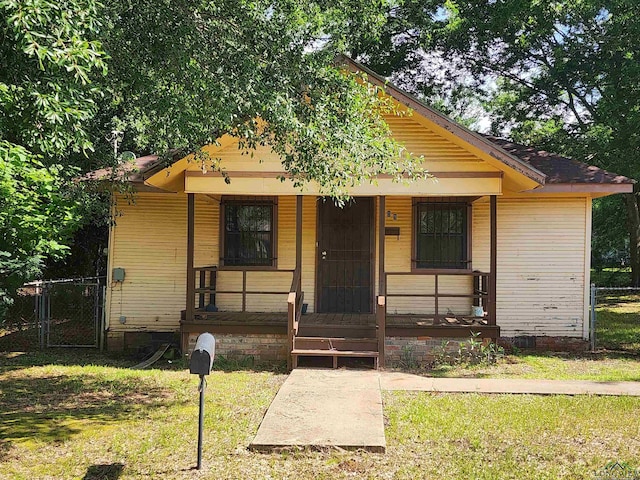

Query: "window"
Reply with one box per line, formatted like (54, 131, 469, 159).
(222, 199, 275, 267)
(414, 199, 470, 269)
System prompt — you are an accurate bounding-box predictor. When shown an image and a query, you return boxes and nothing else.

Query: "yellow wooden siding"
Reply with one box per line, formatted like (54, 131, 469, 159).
(472, 199, 491, 272)
(107, 194, 315, 328)
(383, 115, 499, 171)
(384, 196, 412, 273)
(107, 193, 216, 332)
(185, 115, 501, 175)
(186, 172, 501, 196)
(302, 196, 317, 313)
(206, 196, 298, 312)
(108, 193, 588, 337)
(180, 115, 503, 197)
(381, 196, 588, 332)
(383, 196, 473, 315)
(493, 198, 587, 337)
(206, 141, 283, 171)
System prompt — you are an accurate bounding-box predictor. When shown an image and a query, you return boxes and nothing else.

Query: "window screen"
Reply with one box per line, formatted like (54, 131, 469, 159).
(223, 201, 274, 266)
(415, 200, 469, 269)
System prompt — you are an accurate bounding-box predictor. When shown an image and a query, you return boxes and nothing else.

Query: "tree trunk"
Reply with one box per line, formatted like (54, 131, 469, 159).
(624, 192, 640, 286)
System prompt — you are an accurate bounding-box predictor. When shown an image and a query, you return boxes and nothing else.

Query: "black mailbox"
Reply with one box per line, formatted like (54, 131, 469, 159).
(189, 333, 215, 375)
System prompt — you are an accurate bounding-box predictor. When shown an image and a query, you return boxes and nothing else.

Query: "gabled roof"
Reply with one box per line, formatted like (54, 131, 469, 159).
(337, 55, 632, 194)
(338, 55, 547, 188)
(85, 56, 633, 195)
(485, 136, 633, 185)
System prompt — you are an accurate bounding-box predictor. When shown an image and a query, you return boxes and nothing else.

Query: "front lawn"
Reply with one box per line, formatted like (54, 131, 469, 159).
(422, 290, 640, 381)
(427, 351, 640, 382)
(596, 292, 640, 352)
(1, 351, 639, 480)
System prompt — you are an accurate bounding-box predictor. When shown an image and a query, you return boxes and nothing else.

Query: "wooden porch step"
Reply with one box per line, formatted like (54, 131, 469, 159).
(291, 349, 379, 369)
(294, 337, 378, 351)
(297, 324, 377, 338)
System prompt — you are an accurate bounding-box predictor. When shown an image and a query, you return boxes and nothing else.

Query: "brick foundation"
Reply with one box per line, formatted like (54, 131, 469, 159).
(108, 330, 588, 365)
(106, 331, 125, 351)
(385, 336, 482, 366)
(500, 336, 589, 352)
(185, 332, 287, 362)
(106, 331, 180, 353)
(385, 334, 588, 367)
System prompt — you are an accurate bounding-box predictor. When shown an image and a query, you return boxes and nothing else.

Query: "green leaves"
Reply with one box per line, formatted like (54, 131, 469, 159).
(0, 141, 80, 311)
(96, 0, 422, 198)
(0, 0, 105, 314)
(356, 0, 640, 277)
(0, 0, 107, 159)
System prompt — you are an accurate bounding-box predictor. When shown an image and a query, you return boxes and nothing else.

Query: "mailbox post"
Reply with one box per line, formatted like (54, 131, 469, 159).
(189, 333, 215, 470)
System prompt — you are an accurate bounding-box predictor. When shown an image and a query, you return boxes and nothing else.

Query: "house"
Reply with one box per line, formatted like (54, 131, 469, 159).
(92, 57, 633, 368)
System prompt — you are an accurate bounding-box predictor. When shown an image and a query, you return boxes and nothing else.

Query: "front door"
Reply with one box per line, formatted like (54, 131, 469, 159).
(317, 197, 373, 313)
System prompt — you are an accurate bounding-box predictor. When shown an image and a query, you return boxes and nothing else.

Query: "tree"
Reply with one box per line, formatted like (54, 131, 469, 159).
(0, 0, 106, 314)
(94, 0, 424, 198)
(355, 0, 640, 284)
(1, 0, 427, 310)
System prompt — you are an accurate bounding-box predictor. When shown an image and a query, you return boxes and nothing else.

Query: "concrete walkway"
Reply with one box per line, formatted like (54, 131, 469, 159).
(380, 372, 640, 396)
(250, 369, 385, 452)
(249, 369, 640, 452)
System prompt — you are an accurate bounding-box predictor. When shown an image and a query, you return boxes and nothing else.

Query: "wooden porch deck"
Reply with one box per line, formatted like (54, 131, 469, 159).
(181, 311, 499, 338)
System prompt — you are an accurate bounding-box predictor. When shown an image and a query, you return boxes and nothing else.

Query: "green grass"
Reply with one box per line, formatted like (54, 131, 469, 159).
(412, 291, 640, 381)
(384, 391, 640, 479)
(1, 351, 639, 479)
(591, 268, 631, 287)
(596, 293, 640, 351)
(426, 352, 640, 381)
(1, 291, 639, 478)
(0, 351, 285, 480)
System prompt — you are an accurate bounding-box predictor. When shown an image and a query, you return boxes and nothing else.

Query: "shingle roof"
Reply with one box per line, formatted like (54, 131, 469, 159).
(484, 136, 634, 185)
(82, 155, 159, 183)
(83, 140, 634, 187)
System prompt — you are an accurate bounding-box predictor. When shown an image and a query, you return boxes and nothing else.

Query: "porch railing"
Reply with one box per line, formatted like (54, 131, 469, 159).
(383, 271, 494, 325)
(287, 267, 304, 370)
(187, 266, 296, 320)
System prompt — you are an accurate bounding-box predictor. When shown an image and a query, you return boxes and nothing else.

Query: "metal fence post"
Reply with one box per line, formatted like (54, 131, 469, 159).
(38, 286, 44, 350)
(590, 283, 596, 352)
(100, 283, 107, 352)
(38, 284, 49, 350)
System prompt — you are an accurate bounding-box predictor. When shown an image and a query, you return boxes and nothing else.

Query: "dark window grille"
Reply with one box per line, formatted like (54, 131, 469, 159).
(223, 201, 274, 266)
(415, 200, 469, 269)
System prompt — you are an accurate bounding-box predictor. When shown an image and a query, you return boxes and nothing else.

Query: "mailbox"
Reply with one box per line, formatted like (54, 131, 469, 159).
(189, 333, 215, 375)
(189, 332, 215, 470)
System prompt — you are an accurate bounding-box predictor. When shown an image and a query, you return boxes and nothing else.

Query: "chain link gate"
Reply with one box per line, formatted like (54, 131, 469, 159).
(37, 277, 106, 349)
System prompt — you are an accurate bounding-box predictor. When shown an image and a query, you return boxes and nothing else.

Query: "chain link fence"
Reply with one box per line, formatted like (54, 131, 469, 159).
(0, 277, 106, 351)
(0, 286, 40, 350)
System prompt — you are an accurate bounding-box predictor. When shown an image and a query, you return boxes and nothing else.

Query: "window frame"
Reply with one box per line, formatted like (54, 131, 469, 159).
(219, 196, 278, 269)
(411, 197, 473, 272)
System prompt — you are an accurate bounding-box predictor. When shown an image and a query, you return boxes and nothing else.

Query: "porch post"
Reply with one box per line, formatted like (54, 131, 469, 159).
(296, 195, 303, 272)
(287, 195, 303, 371)
(377, 195, 386, 367)
(185, 193, 195, 354)
(489, 195, 497, 327)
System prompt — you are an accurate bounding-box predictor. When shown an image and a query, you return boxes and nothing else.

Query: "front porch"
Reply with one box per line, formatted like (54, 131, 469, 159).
(182, 193, 499, 369)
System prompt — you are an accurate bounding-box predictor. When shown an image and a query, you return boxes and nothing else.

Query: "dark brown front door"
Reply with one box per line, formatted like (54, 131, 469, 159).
(317, 197, 373, 313)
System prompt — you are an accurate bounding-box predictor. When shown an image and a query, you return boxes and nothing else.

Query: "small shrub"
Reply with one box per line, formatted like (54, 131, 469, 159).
(397, 344, 420, 370)
(212, 354, 255, 370)
(433, 332, 504, 367)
